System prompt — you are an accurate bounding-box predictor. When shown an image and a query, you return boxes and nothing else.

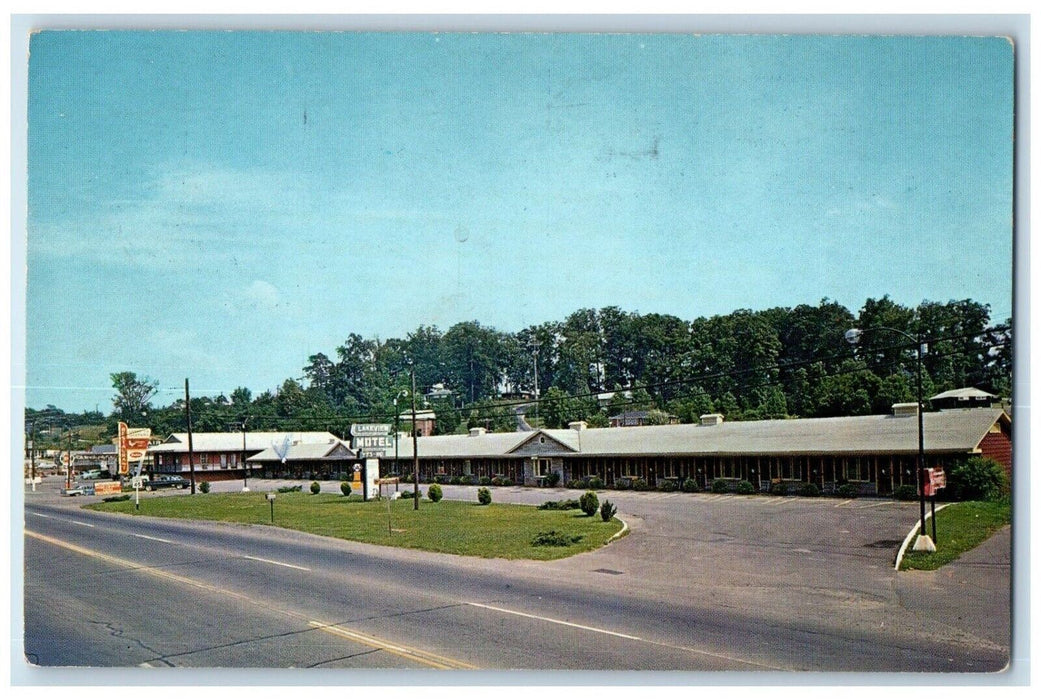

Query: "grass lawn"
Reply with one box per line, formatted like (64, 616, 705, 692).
(86, 492, 625, 560)
(900, 500, 1011, 571)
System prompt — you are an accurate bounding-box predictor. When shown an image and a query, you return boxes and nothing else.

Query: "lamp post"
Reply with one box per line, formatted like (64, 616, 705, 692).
(238, 416, 250, 492)
(394, 389, 408, 488)
(845, 326, 935, 552)
(411, 362, 420, 511)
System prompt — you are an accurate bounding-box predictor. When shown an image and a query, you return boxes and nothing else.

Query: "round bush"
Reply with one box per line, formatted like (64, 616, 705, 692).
(340, 481, 352, 497)
(657, 479, 678, 492)
(770, 482, 789, 496)
(199, 481, 210, 494)
(681, 478, 699, 493)
(797, 483, 820, 497)
(310, 481, 321, 494)
(587, 476, 605, 490)
(892, 484, 917, 501)
(632, 478, 651, 491)
(599, 499, 617, 522)
(735, 480, 755, 495)
(711, 478, 729, 494)
(544, 472, 561, 487)
(836, 483, 859, 499)
(478, 476, 492, 486)
(613, 478, 632, 490)
(427, 483, 443, 502)
(579, 490, 600, 517)
(477, 487, 492, 505)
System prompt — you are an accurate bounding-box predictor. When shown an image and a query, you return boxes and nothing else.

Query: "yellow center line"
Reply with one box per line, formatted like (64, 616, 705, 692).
(25, 530, 475, 670)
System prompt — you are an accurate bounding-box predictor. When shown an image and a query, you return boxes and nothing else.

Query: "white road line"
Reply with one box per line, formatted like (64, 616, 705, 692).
(132, 533, 175, 544)
(466, 602, 642, 640)
(70, 520, 95, 528)
(243, 555, 311, 572)
(832, 499, 854, 507)
(465, 601, 787, 670)
(28, 512, 51, 519)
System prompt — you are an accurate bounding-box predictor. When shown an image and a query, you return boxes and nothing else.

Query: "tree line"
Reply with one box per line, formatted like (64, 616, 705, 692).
(27, 296, 1012, 445)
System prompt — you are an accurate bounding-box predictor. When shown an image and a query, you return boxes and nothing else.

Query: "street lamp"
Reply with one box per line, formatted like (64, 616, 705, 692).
(393, 389, 408, 488)
(238, 416, 251, 492)
(846, 326, 935, 552)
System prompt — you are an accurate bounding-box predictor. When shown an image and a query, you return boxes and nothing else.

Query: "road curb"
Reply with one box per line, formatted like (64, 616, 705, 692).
(893, 503, 951, 570)
(607, 516, 629, 544)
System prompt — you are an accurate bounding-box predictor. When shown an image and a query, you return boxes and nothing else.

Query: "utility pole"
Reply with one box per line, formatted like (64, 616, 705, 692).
(186, 378, 196, 494)
(530, 339, 540, 428)
(411, 363, 420, 511)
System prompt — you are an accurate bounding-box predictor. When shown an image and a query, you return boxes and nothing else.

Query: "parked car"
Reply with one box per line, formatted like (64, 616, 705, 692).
(145, 475, 190, 491)
(61, 483, 91, 496)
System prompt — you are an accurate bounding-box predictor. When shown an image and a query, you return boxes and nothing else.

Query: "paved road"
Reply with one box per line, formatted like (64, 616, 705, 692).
(20, 478, 1010, 674)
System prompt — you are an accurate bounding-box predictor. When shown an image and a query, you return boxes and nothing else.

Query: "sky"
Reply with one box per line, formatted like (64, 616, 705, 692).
(21, 31, 1014, 413)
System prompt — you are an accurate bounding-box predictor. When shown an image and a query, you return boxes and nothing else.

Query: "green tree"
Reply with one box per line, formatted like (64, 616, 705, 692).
(110, 372, 159, 423)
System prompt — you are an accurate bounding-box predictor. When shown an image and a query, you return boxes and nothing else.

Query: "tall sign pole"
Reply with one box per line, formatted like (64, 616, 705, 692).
(411, 363, 420, 511)
(186, 378, 196, 494)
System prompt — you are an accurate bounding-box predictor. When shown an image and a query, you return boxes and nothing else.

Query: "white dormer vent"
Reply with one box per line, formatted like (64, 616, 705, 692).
(568, 421, 587, 431)
(700, 414, 724, 426)
(892, 403, 919, 416)
(469, 427, 487, 437)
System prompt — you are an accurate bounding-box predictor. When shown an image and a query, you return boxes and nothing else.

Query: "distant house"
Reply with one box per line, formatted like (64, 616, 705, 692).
(425, 383, 454, 402)
(149, 431, 344, 481)
(930, 387, 999, 410)
(398, 410, 437, 437)
(608, 410, 679, 427)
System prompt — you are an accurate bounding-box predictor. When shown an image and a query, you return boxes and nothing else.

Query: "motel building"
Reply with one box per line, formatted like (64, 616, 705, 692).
(381, 401, 1011, 496)
(148, 431, 358, 481)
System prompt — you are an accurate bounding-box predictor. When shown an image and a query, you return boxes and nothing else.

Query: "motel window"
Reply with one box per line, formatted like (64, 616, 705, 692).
(845, 457, 871, 482)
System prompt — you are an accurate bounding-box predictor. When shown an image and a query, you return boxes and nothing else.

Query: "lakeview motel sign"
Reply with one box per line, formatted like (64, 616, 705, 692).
(350, 423, 394, 456)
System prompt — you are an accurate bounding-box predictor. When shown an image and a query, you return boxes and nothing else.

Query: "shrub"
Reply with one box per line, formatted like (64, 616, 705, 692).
(450, 475, 463, 485)
(459, 474, 476, 485)
(735, 480, 755, 495)
(579, 490, 600, 517)
(770, 482, 789, 496)
(586, 476, 605, 490)
(427, 483, 443, 502)
(398, 489, 414, 499)
(893, 484, 918, 501)
(310, 481, 321, 494)
(278, 484, 303, 493)
(797, 483, 820, 497)
(477, 487, 492, 505)
(478, 476, 492, 486)
(435, 474, 450, 484)
(544, 472, 561, 487)
(103, 494, 131, 502)
(657, 479, 678, 492)
(711, 478, 729, 494)
(632, 478, 651, 491)
(600, 499, 617, 522)
(947, 457, 1009, 502)
(566, 479, 582, 489)
(836, 483, 859, 499)
(500, 477, 514, 487)
(613, 478, 632, 490)
(531, 530, 583, 547)
(538, 499, 581, 511)
(340, 481, 352, 497)
(490, 476, 504, 487)
(681, 478, 699, 493)
(199, 481, 210, 494)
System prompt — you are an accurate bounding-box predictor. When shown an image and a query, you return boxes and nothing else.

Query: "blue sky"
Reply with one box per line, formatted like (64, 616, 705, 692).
(24, 31, 1014, 412)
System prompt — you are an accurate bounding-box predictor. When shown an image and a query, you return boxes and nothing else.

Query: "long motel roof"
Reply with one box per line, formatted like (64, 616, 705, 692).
(387, 408, 1009, 460)
(149, 431, 342, 454)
